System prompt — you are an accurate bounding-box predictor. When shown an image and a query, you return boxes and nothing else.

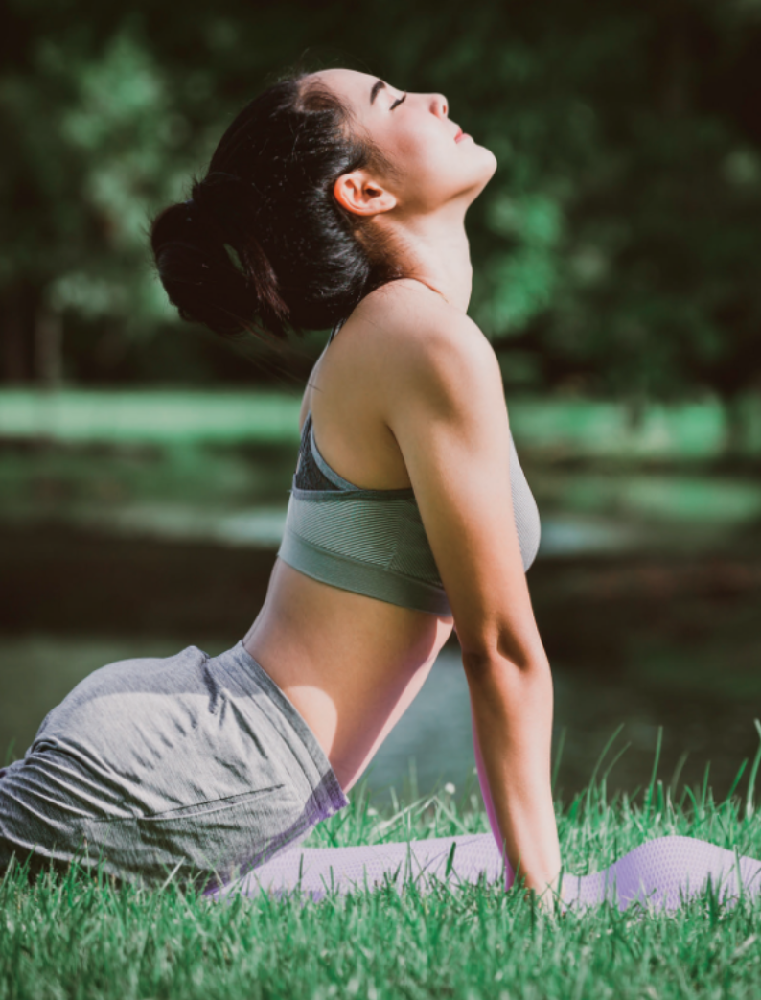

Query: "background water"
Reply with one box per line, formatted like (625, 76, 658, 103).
(2, 393, 761, 814)
(2, 394, 760, 817)
(3, 616, 760, 815)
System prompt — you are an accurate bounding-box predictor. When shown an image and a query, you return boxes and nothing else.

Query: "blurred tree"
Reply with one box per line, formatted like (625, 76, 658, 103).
(458, 0, 761, 442)
(0, 0, 759, 447)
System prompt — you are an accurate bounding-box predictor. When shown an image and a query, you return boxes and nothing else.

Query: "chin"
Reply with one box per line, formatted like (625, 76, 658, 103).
(478, 145, 498, 174)
(469, 148, 498, 196)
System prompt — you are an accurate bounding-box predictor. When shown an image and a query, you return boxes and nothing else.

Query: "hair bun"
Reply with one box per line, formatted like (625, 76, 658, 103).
(151, 73, 407, 344)
(150, 187, 288, 339)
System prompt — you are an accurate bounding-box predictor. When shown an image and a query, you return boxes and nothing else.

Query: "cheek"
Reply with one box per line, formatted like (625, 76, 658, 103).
(395, 126, 452, 176)
(391, 125, 423, 161)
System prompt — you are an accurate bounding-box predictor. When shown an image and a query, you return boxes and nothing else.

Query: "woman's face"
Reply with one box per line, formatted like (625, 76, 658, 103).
(313, 68, 497, 217)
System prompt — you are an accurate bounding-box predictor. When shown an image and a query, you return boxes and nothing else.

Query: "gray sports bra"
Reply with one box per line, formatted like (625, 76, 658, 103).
(276, 322, 542, 616)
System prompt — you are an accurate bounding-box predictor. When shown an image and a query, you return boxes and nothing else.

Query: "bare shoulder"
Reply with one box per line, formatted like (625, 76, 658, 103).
(356, 278, 492, 357)
(354, 280, 501, 419)
(355, 282, 544, 666)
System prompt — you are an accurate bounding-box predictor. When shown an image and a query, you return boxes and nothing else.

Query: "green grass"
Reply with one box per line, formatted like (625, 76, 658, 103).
(3, 729, 761, 999)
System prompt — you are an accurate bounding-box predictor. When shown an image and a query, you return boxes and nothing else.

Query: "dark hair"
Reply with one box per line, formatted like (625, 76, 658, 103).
(150, 71, 407, 341)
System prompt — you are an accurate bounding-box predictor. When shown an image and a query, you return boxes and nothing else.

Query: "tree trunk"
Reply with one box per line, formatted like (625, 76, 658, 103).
(1, 286, 33, 383)
(34, 303, 63, 387)
(723, 392, 750, 460)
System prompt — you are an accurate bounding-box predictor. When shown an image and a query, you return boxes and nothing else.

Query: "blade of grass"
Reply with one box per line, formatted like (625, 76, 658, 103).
(745, 718, 761, 820)
(642, 726, 663, 827)
(551, 725, 566, 796)
(585, 724, 627, 818)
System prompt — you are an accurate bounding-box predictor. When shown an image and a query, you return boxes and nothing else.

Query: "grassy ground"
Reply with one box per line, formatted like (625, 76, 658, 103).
(3, 744, 761, 1000)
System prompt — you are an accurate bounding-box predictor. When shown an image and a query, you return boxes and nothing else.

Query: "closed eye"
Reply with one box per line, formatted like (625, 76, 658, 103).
(390, 92, 407, 110)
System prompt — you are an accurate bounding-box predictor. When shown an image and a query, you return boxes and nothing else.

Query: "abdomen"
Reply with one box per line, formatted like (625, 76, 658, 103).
(242, 557, 454, 792)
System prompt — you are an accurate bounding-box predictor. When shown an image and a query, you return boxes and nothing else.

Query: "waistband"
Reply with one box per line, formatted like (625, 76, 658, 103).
(223, 640, 350, 820)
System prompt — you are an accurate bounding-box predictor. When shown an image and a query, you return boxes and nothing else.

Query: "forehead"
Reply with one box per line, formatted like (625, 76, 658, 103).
(313, 68, 381, 104)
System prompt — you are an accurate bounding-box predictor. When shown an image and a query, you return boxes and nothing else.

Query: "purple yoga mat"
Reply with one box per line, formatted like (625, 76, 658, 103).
(208, 833, 761, 914)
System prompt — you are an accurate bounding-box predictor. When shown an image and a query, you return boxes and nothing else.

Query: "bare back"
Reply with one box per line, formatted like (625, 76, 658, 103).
(243, 280, 455, 794)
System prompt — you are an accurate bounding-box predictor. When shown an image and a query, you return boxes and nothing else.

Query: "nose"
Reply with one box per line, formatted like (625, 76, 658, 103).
(430, 93, 449, 119)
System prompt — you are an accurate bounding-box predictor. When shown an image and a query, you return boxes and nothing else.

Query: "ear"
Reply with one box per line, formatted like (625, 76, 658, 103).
(333, 171, 397, 217)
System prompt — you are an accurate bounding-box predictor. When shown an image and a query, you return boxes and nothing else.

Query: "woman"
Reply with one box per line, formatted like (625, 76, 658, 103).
(0, 67, 562, 904)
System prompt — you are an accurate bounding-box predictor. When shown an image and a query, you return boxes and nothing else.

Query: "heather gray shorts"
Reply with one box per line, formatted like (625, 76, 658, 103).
(0, 641, 349, 891)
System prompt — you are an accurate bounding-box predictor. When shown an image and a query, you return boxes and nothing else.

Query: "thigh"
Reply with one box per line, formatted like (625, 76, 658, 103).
(0, 760, 91, 882)
(83, 780, 317, 891)
(0, 642, 346, 891)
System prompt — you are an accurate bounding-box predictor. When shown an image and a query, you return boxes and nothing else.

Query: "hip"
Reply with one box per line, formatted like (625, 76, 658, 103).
(0, 640, 349, 888)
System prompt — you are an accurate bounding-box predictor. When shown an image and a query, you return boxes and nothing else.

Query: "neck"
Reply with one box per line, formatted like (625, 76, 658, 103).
(384, 202, 474, 314)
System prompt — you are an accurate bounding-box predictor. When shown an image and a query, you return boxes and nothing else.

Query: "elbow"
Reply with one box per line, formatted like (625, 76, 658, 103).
(456, 601, 551, 677)
(461, 631, 550, 679)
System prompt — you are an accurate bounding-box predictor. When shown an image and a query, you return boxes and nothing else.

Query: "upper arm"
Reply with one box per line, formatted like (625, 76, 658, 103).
(382, 307, 547, 672)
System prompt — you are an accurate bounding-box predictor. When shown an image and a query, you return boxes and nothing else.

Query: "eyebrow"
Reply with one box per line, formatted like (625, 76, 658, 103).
(370, 79, 385, 105)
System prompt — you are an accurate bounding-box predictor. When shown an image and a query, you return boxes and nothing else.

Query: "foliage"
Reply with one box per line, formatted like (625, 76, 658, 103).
(1, 0, 760, 412)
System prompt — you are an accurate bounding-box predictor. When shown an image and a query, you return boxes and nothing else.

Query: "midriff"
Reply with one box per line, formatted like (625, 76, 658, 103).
(242, 558, 454, 794)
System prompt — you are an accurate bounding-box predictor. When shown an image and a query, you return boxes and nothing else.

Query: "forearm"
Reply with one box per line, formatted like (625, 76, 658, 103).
(467, 657, 561, 899)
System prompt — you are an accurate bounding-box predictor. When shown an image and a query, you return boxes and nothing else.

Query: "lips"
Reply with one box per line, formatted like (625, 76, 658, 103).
(454, 127, 463, 142)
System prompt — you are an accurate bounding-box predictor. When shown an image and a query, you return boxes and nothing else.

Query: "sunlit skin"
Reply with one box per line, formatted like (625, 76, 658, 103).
(244, 68, 498, 788)
(322, 68, 498, 314)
